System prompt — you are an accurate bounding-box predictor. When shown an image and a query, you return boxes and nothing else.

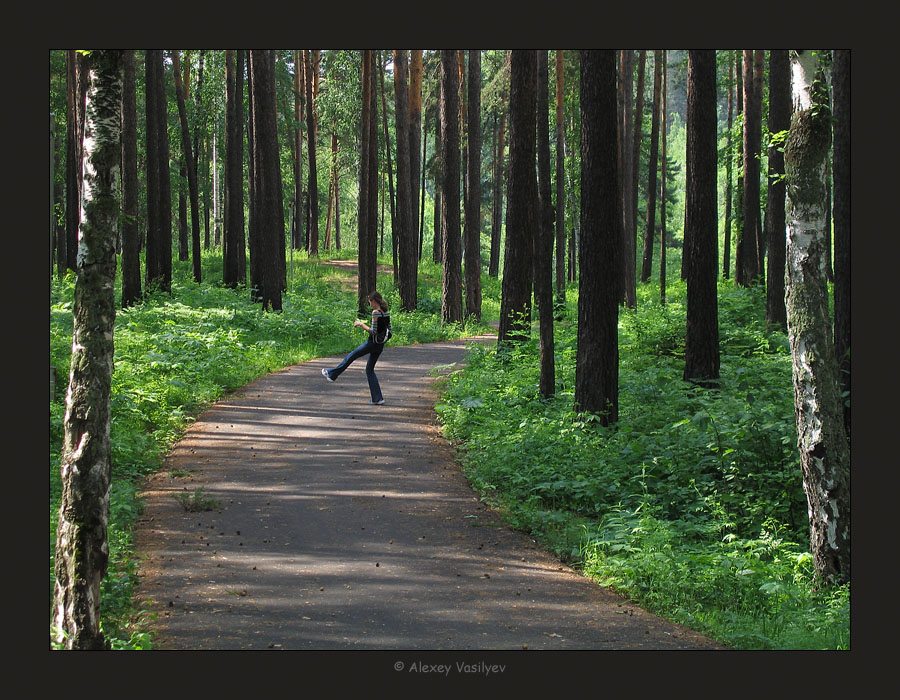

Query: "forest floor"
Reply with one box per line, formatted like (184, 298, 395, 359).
(133, 260, 728, 651)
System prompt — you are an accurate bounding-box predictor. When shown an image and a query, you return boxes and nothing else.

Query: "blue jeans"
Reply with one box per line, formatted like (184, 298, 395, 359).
(326, 339, 384, 402)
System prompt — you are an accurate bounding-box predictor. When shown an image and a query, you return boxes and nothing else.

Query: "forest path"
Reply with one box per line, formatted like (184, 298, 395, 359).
(133, 302, 725, 650)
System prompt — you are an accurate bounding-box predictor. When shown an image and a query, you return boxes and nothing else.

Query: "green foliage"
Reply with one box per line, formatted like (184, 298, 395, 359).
(436, 278, 848, 650)
(174, 488, 221, 512)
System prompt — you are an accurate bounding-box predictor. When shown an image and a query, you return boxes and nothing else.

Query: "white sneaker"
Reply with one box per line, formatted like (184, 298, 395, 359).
(369, 399, 385, 405)
(322, 368, 335, 382)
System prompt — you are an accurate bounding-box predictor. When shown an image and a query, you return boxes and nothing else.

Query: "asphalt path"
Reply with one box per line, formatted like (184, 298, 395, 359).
(134, 336, 726, 651)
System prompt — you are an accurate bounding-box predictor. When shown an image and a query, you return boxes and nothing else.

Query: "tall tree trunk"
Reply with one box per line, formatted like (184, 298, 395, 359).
(144, 49, 171, 293)
(409, 50, 423, 260)
(659, 52, 668, 305)
(440, 49, 463, 324)
(53, 50, 122, 650)
(376, 52, 398, 276)
(576, 50, 620, 424)
(247, 54, 260, 299)
(630, 50, 646, 297)
(121, 50, 141, 307)
(293, 50, 304, 250)
(177, 163, 188, 260)
(640, 51, 662, 283)
(536, 50, 556, 399)
(682, 50, 720, 387)
(498, 50, 536, 345)
(489, 101, 507, 278)
(753, 49, 766, 280)
(249, 50, 284, 311)
(224, 49, 246, 288)
(832, 49, 851, 439)
(433, 87, 443, 264)
(394, 50, 418, 311)
(172, 51, 202, 283)
(554, 50, 566, 306)
(305, 50, 320, 256)
(358, 50, 379, 314)
(621, 49, 637, 308)
(723, 52, 734, 279)
(465, 49, 482, 320)
(784, 49, 850, 587)
(324, 128, 338, 250)
(65, 50, 88, 272)
(765, 49, 790, 332)
(738, 50, 761, 286)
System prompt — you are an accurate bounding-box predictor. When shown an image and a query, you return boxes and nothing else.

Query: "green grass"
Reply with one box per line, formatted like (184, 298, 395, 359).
(435, 256, 849, 650)
(49, 248, 491, 649)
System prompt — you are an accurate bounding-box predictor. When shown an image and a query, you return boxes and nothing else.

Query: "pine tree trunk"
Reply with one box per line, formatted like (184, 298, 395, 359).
(121, 50, 141, 307)
(621, 50, 636, 308)
(499, 50, 536, 344)
(293, 50, 304, 250)
(576, 50, 620, 424)
(682, 50, 720, 387)
(440, 49, 463, 323)
(394, 50, 418, 311)
(784, 50, 850, 586)
(489, 104, 506, 278)
(433, 90, 443, 264)
(554, 50, 566, 306)
(172, 51, 202, 283)
(305, 50, 319, 256)
(464, 49, 482, 320)
(223, 50, 246, 288)
(249, 50, 284, 311)
(409, 50, 423, 260)
(659, 52, 668, 305)
(358, 51, 374, 312)
(536, 50, 556, 399)
(640, 51, 662, 283)
(832, 49, 851, 439)
(765, 49, 790, 331)
(630, 50, 646, 298)
(723, 53, 734, 279)
(53, 50, 122, 650)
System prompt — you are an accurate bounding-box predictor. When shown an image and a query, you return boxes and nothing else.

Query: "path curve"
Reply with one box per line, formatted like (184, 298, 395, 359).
(134, 337, 726, 650)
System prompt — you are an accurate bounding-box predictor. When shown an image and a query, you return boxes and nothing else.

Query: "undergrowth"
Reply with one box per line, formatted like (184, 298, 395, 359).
(435, 276, 849, 650)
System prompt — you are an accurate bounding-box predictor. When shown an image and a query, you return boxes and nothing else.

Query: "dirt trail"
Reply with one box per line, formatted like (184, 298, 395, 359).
(134, 335, 726, 650)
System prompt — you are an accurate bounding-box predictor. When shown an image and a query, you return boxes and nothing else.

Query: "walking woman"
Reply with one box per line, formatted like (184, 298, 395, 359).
(322, 291, 392, 405)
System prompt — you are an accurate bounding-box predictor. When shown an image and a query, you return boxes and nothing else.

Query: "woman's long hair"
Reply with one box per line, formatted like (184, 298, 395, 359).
(369, 291, 388, 312)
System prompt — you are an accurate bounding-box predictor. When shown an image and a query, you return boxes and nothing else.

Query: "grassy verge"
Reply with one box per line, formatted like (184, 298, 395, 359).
(49, 250, 490, 649)
(435, 274, 849, 650)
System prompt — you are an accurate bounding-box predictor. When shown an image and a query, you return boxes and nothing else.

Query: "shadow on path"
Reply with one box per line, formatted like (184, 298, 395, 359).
(134, 336, 726, 650)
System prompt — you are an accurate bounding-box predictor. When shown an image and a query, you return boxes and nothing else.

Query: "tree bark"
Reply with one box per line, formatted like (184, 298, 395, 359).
(784, 49, 850, 587)
(738, 50, 761, 286)
(223, 50, 246, 288)
(440, 49, 463, 323)
(394, 50, 418, 311)
(630, 50, 646, 297)
(409, 50, 423, 259)
(249, 50, 284, 311)
(293, 50, 304, 251)
(53, 49, 122, 650)
(172, 50, 202, 283)
(832, 49, 851, 439)
(621, 49, 636, 308)
(682, 50, 720, 387)
(121, 50, 141, 307)
(640, 51, 662, 283)
(576, 50, 620, 424)
(536, 50, 556, 399)
(723, 52, 734, 279)
(144, 49, 172, 293)
(465, 49, 482, 320)
(489, 94, 507, 278)
(358, 50, 379, 315)
(765, 50, 790, 331)
(659, 52, 668, 305)
(305, 50, 320, 256)
(554, 50, 566, 306)
(498, 50, 536, 345)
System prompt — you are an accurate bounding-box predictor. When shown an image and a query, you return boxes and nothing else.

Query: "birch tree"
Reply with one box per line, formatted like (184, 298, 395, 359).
(53, 49, 122, 650)
(784, 50, 850, 586)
